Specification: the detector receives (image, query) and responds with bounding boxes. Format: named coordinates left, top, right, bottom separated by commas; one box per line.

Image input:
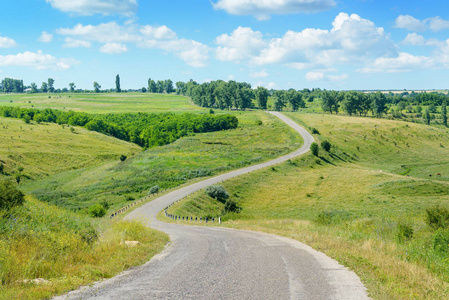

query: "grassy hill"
left=0, top=117, right=140, bottom=179
left=167, top=113, right=449, bottom=299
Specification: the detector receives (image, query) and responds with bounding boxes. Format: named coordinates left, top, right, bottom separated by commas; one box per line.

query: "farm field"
left=167, top=113, right=449, bottom=299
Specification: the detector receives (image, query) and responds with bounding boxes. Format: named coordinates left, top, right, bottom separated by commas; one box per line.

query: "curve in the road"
left=54, top=112, right=369, bottom=300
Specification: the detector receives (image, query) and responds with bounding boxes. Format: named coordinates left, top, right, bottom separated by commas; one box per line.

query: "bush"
left=311, top=128, right=320, bottom=134
left=149, top=185, right=160, bottom=194
left=205, top=185, right=229, bottom=202
left=0, top=163, right=3, bottom=174
left=432, top=228, right=449, bottom=255
left=0, top=180, right=25, bottom=210
left=425, top=205, right=449, bottom=230
left=315, top=210, right=351, bottom=225
left=88, top=203, right=106, bottom=218
left=223, top=199, right=239, bottom=213
left=321, top=140, right=331, bottom=152
left=397, top=223, right=414, bottom=242
left=120, top=155, right=127, bottom=162
left=310, top=142, right=319, bottom=156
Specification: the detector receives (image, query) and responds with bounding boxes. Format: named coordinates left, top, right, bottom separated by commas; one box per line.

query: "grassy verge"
left=0, top=196, right=168, bottom=300
left=167, top=113, right=449, bottom=299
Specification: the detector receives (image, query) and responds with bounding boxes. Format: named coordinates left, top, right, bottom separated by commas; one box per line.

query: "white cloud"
left=46, top=0, right=137, bottom=16
left=0, top=50, right=77, bottom=70
left=250, top=69, right=268, bottom=78
left=255, top=81, right=276, bottom=89
left=306, top=71, right=324, bottom=81
left=215, top=27, right=266, bottom=62
left=402, top=33, right=427, bottom=46
left=0, top=36, right=17, bottom=48
left=63, top=37, right=91, bottom=48
left=327, top=73, right=348, bottom=81
left=38, top=31, right=53, bottom=43
left=359, top=52, right=434, bottom=73
left=252, top=13, right=395, bottom=67
left=213, top=0, right=336, bottom=20
left=100, top=43, right=128, bottom=54
left=57, top=22, right=210, bottom=67
left=395, top=15, right=449, bottom=32
left=56, top=22, right=140, bottom=43
left=140, top=25, right=177, bottom=40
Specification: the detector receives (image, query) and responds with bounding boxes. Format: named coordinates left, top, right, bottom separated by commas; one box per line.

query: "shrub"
left=88, top=203, right=106, bottom=218
left=223, top=199, right=239, bottom=213
left=397, top=223, right=414, bottom=242
left=0, top=180, right=25, bottom=210
left=315, top=210, right=351, bottom=225
left=311, top=128, right=320, bottom=134
left=432, top=228, right=449, bottom=255
left=205, top=185, right=229, bottom=202
left=321, top=140, right=331, bottom=152
left=0, top=163, right=3, bottom=174
left=310, top=142, right=319, bottom=156
left=425, top=205, right=449, bottom=230
left=120, top=155, right=127, bottom=161
left=149, top=185, right=160, bottom=194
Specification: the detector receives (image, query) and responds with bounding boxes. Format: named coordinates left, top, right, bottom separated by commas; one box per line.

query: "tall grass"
left=0, top=196, right=168, bottom=300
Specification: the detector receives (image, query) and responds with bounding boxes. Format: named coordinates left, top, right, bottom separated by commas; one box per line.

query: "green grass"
left=0, top=196, right=168, bottom=300
left=0, top=117, right=140, bottom=179
left=0, top=93, right=206, bottom=114
left=20, top=111, right=301, bottom=212
left=167, top=113, right=449, bottom=299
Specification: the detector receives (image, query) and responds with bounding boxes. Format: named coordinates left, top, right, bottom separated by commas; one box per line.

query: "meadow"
left=0, top=92, right=206, bottom=114
left=167, top=113, right=449, bottom=299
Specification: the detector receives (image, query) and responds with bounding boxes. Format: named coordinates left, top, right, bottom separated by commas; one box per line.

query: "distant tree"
left=285, top=90, right=304, bottom=111
left=397, top=101, right=407, bottom=111
left=88, top=203, right=106, bottom=218
left=148, top=78, right=156, bottom=93
left=164, top=79, right=174, bottom=93
left=321, top=91, right=339, bottom=114
left=342, top=91, right=359, bottom=116
left=424, top=109, right=431, bottom=125
left=255, top=86, right=269, bottom=110
left=0, top=179, right=25, bottom=210
left=371, top=91, right=387, bottom=118
left=442, top=100, right=447, bottom=127
left=115, top=74, right=121, bottom=93
left=48, top=78, right=55, bottom=93
left=176, top=81, right=187, bottom=95
left=156, top=80, right=164, bottom=93
left=30, top=82, right=38, bottom=93
left=141, top=87, right=147, bottom=93
left=119, top=154, right=127, bottom=161
left=41, top=82, right=48, bottom=93
left=69, top=82, right=76, bottom=92
left=93, top=81, right=101, bottom=93
left=310, top=142, right=319, bottom=156
left=321, top=140, right=331, bottom=152
left=273, top=90, right=285, bottom=111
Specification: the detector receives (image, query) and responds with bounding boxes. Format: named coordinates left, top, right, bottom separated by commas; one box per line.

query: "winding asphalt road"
left=54, top=112, right=369, bottom=300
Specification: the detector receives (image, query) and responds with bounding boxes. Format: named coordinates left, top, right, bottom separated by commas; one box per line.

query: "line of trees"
left=320, top=90, right=388, bottom=117
left=0, top=106, right=239, bottom=148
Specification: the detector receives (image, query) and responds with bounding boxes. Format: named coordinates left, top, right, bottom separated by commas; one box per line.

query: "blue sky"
left=1, top=0, right=449, bottom=91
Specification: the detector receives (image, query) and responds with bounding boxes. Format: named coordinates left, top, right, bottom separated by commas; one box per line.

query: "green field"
left=167, top=113, right=449, bottom=299
left=0, top=93, right=206, bottom=114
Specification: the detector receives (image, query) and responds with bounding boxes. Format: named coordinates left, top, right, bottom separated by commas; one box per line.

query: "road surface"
left=54, top=112, right=369, bottom=300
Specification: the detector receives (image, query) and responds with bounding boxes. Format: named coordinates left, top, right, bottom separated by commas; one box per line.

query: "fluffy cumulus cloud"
left=100, top=43, right=128, bottom=54
left=359, top=52, right=434, bottom=73
left=250, top=13, right=396, bottom=67
left=215, top=27, right=266, bottom=62
left=395, top=15, right=449, bottom=32
left=46, top=0, right=137, bottom=16
left=0, top=50, right=77, bottom=70
left=213, top=0, right=336, bottom=20
left=0, top=36, right=17, bottom=48
left=56, top=22, right=209, bottom=67
left=306, top=70, right=347, bottom=81
left=39, top=31, right=53, bottom=43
